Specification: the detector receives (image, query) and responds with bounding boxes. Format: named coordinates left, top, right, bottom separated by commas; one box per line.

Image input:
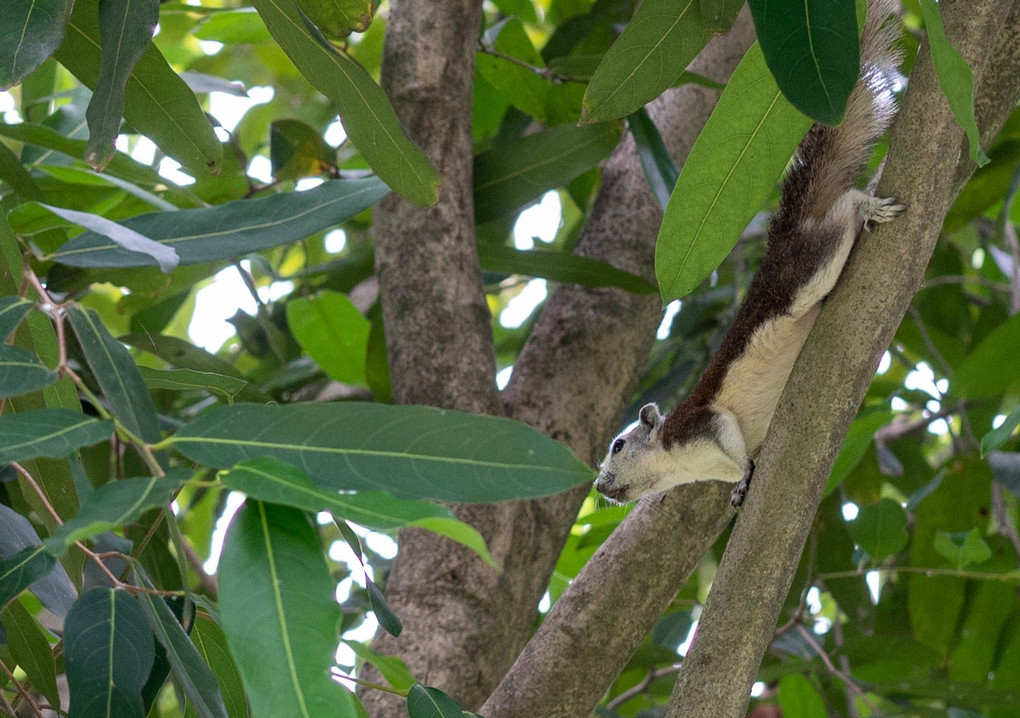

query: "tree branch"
left=665, top=2, right=1020, bottom=716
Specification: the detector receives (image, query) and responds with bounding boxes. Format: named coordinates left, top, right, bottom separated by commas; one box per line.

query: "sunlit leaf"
left=219, top=501, right=361, bottom=718
left=297, top=0, right=373, bottom=38
left=933, top=529, right=992, bottom=570
left=286, top=291, right=370, bottom=385
left=170, top=403, right=594, bottom=503
left=656, top=43, right=812, bottom=302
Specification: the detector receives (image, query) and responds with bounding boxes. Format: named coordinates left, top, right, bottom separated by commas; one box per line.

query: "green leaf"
left=48, top=178, right=389, bottom=269
left=777, top=674, right=827, bottom=718
left=83, top=0, right=159, bottom=170
left=45, top=472, right=189, bottom=555
left=0, top=0, right=75, bottom=88
left=65, top=588, right=155, bottom=718
left=0, top=504, right=77, bottom=617
left=0, top=297, right=37, bottom=341
left=699, top=0, right=744, bottom=33
left=0, top=599, right=60, bottom=709
left=476, top=18, right=551, bottom=122
left=219, top=501, right=360, bottom=718
left=933, top=529, right=992, bottom=570
left=193, top=9, right=272, bottom=44
left=138, top=367, right=249, bottom=400
left=219, top=457, right=497, bottom=566
left=366, top=578, right=402, bottom=637
left=0, top=547, right=55, bottom=613
left=982, top=404, right=1020, bottom=456
left=67, top=305, right=161, bottom=443
left=628, top=108, right=679, bottom=211
left=270, top=119, right=336, bottom=180
left=54, top=0, right=222, bottom=175
left=476, top=244, right=655, bottom=294
left=955, top=312, right=1020, bottom=398
left=747, top=0, right=858, bottom=126
left=656, top=43, right=813, bottom=302
left=297, top=0, right=373, bottom=38
left=474, top=122, right=622, bottom=223
left=0, top=137, right=41, bottom=200
left=916, top=0, right=989, bottom=167
left=342, top=641, right=414, bottom=691
left=250, top=0, right=438, bottom=207
left=136, top=591, right=229, bottom=718
left=581, top=0, right=710, bottom=124
left=286, top=291, right=370, bottom=385
left=406, top=684, right=467, bottom=718
left=31, top=202, right=180, bottom=272
left=170, top=403, right=594, bottom=503
left=188, top=617, right=249, bottom=718
left=0, top=345, right=58, bottom=398
left=0, top=408, right=113, bottom=464
left=848, top=498, right=909, bottom=561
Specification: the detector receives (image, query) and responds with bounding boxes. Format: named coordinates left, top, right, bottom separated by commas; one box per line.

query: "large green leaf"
left=0, top=504, right=77, bottom=617
left=0, top=0, right=75, bottom=89
left=0, top=547, right=56, bottom=613
left=628, top=108, right=679, bottom=211
left=136, top=591, right=229, bottom=718
left=656, top=43, right=813, bottom=302
left=220, top=457, right=496, bottom=566
left=747, top=0, right=859, bottom=126
left=45, top=472, right=189, bottom=555
left=581, top=0, right=710, bottom=124
left=0, top=599, right=60, bottom=708
left=476, top=244, right=655, bottom=294
left=776, top=674, right=827, bottom=718
left=474, top=122, right=621, bottom=223
left=286, top=290, right=370, bottom=386
left=65, top=588, right=155, bottom=718
left=219, top=501, right=360, bottom=718
left=0, top=408, right=113, bottom=464
left=916, top=0, right=988, bottom=167
left=0, top=345, right=58, bottom=398
left=169, top=403, right=594, bottom=503
left=53, top=0, right=222, bottom=174
left=48, top=178, right=389, bottom=269
left=0, top=296, right=35, bottom=341
left=954, top=312, right=1020, bottom=399
left=406, top=684, right=467, bottom=718
left=84, top=0, right=159, bottom=170
left=476, top=18, right=551, bottom=122
left=847, top=498, right=909, bottom=562
left=138, top=367, right=249, bottom=401
left=250, top=0, right=439, bottom=206
left=67, top=305, right=161, bottom=443
left=298, top=0, right=373, bottom=38
left=187, top=618, right=248, bottom=718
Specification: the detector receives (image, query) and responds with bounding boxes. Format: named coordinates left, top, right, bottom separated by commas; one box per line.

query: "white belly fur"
left=714, top=307, right=819, bottom=454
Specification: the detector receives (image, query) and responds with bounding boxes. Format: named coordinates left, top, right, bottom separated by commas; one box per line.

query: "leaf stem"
left=329, top=668, right=409, bottom=697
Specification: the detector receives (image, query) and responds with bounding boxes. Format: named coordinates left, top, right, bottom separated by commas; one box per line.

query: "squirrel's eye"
left=611, top=438, right=625, bottom=455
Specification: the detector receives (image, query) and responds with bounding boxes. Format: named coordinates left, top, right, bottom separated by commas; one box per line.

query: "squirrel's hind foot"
left=861, top=196, right=905, bottom=232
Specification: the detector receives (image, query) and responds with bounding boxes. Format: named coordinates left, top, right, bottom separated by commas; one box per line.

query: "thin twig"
left=795, top=624, right=879, bottom=714
left=330, top=668, right=408, bottom=697
left=0, top=658, right=45, bottom=717
left=605, top=664, right=683, bottom=710
left=817, top=564, right=1020, bottom=582
left=11, top=462, right=63, bottom=526
left=476, top=42, right=581, bottom=83
left=873, top=403, right=968, bottom=444
left=920, top=274, right=1012, bottom=292
left=907, top=306, right=953, bottom=378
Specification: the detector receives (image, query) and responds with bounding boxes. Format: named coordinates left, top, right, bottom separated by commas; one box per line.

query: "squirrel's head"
left=595, top=402, right=749, bottom=503
left=594, top=403, right=669, bottom=503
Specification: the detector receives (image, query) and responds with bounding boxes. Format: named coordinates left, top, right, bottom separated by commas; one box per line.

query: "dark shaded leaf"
left=0, top=599, right=59, bottom=708
left=67, top=305, right=161, bottom=443
left=188, top=617, right=249, bottom=718
left=65, top=587, right=155, bottom=718
left=476, top=244, right=655, bottom=294
left=0, top=296, right=35, bottom=341
left=0, top=504, right=77, bottom=617
left=366, top=578, right=401, bottom=637
left=628, top=108, right=678, bottom=211
left=0, top=547, right=56, bottom=613
left=0, top=408, right=113, bottom=463
left=848, top=498, right=909, bottom=561
left=406, top=684, right=466, bottom=718
left=138, top=367, right=249, bottom=400
left=0, top=0, right=75, bottom=89
left=0, top=345, right=58, bottom=398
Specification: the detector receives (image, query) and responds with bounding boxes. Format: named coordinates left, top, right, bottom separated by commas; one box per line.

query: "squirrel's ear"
left=639, top=403, right=663, bottom=433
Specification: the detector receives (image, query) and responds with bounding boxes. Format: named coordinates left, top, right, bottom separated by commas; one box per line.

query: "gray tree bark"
left=665, top=1, right=1020, bottom=716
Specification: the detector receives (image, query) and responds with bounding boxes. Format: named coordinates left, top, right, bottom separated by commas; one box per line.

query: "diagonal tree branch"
left=481, top=13, right=757, bottom=718
left=665, top=1, right=1020, bottom=716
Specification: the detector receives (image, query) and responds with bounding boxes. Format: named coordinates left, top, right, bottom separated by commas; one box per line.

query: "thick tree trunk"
left=666, top=2, right=1020, bottom=716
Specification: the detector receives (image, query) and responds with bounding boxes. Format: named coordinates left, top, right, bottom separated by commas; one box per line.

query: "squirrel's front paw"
left=862, top=196, right=905, bottom=231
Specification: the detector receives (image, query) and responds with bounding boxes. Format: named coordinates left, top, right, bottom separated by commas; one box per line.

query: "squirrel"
left=595, top=0, right=903, bottom=507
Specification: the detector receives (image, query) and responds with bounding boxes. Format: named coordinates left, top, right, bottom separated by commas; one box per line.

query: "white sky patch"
left=189, top=264, right=258, bottom=352
left=500, top=278, right=547, bottom=329
left=132, top=136, right=158, bottom=165
left=258, top=280, right=294, bottom=304
left=750, top=682, right=766, bottom=698
left=841, top=502, right=859, bottom=521
left=677, top=611, right=700, bottom=656
left=657, top=300, right=681, bottom=340
left=866, top=570, right=881, bottom=604
left=208, top=85, right=274, bottom=133
left=325, top=119, right=348, bottom=147
left=905, top=362, right=943, bottom=399
left=891, top=396, right=908, bottom=412
left=496, top=365, right=513, bottom=390
left=538, top=591, right=551, bottom=613
left=325, top=229, right=347, bottom=254
left=513, top=191, right=561, bottom=250
left=1, top=91, right=21, bottom=123
left=296, top=177, right=325, bottom=191
left=203, top=490, right=246, bottom=574
left=806, top=587, right=822, bottom=615
left=993, top=414, right=1007, bottom=429
left=247, top=155, right=272, bottom=183
left=877, top=350, right=891, bottom=374
left=199, top=40, right=224, bottom=55
left=158, top=157, right=195, bottom=186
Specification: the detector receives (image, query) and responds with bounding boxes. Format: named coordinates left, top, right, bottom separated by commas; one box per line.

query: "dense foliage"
left=0, top=0, right=1018, bottom=716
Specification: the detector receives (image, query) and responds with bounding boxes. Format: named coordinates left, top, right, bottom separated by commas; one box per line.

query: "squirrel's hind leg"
left=860, top=195, right=905, bottom=231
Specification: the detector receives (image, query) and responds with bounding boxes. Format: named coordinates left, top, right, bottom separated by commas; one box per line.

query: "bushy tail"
left=769, top=0, right=901, bottom=240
